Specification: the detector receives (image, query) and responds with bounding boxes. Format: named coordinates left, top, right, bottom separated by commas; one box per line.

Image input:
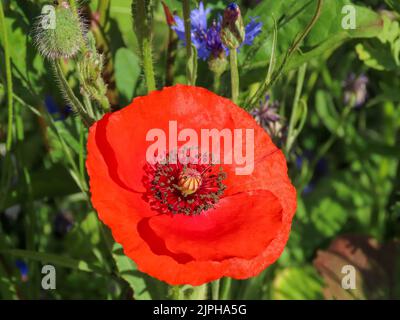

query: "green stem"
left=285, top=63, right=307, bottom=154
left=230, top=49, right=239, bottom=104
left=142, top=38, right=156, bottom=92
left=220, top=277, right=232, bottom=300
left=53, top=60, right=94, bottom=127
left=170, top=285, right=183, bottom=300
left=299, top=103, right=352, bottom=191
left=0, top=1, right=13, bottom=151
left=182, top=0, right=193, bottom=84
left=213, top=72, right=221, bottom=93
left=133, top=0, right=156, bottom=92
left=97, top=0, right=111, bottom=27
left=247, top=0, right=323, bottom=108
left=211, top=280, right=220, bottom=300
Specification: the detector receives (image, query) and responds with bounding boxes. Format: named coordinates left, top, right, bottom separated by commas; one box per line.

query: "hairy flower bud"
left=77, top=33, right=109, bottom=111
left=220, top=3, right=245, bottom=49
left=33, top=1, right=86, bottom=60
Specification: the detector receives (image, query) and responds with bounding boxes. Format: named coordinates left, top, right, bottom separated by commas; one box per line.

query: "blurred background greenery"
left=0, top=0, right=399, bottom=299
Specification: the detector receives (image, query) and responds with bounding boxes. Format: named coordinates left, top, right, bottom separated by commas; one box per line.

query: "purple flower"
left=343, top=73, right=369, bottom=108
left=251, top=95, right=286, bottom=145
left=244, top=18, right=263, bottom=45
left=53, top=211, right=74, bottom=238
left=172, top=2, right=262, bottom=60
left=206, top=20, right=226, bottom=58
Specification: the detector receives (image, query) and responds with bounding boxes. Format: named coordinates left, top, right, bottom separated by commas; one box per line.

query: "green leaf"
left=315, top=90, right=342, bottom=136
left=112, top=243, right=167, bottom=300
left=115, top=48, right=141, bottom=103
left=65, top=212, right=102, bottom=262
left=244, top=0, right=384, bottom=79
left=385, top=0, right=400, bottom=14
left=1, top=249, right=108, bottom=275
left=272, top=266, right=324, bottom=300
left=356, top=16, right=400, bottom=70
left=0, top=262, right=18, bottom=299
left=310, top=198, right=348, bottom=238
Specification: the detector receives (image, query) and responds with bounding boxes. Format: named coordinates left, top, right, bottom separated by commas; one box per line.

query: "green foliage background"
left=0, top=0, right=399, bottom=299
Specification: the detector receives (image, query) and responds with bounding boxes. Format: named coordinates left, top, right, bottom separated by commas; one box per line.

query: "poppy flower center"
left=144, top=158, right=226, bottom=215
left=178, top=168, right=202, bottom=196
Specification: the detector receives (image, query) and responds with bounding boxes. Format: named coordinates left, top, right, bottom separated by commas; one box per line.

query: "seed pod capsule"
left=34, top=1, right=86, bottom=60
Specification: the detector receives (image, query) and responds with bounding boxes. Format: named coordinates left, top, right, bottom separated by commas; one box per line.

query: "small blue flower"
left=44, top=95, right=72, bottom=121
left=172, top=2, right=262, bottom=61
left=205, top=20, right=227, bottom=58
left=16, top=260, right=29, bottom=282
left=243, top=18, right=263, bottom=46
left=190, top=1, right=211, bottom=31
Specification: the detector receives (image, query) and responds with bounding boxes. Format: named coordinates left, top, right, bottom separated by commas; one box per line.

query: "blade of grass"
left=0, top=1, right=13, bottom=151
left=1, top=249, right=109, bottom=276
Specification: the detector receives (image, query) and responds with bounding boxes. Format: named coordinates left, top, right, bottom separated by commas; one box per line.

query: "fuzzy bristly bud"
left=77, top=32, right=109, bottom=111
left=33, top=1, right=86, bottom=60
left=220, top=3, right=245, bottom=49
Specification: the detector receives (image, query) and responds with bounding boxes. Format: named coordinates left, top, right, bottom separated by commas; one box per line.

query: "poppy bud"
left=33, top=1, right=86, bottom=60
left=77, top=33, right=109, bottom=110
left=220, top=3, right=245, bottom=49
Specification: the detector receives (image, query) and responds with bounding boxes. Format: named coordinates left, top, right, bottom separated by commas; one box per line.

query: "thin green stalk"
left=170, top=285, right=183, bottom=300
left=211, top=280, right=220, bottom=300
left=220, top=277, right=232, bottom=300
left=142, top=38, right=156, bottom=92
left=285, top=63, right=307, bottom=154
left=53, top=60, right=94, bottom=127
left=247, top=0, right=323, bottom=109
left=213, top=72, right=221, bottom=93
left=133, top=0, right=156, bottom=92
left=0, top=1, right=13, bottom=151
left=271, top=0, right=323, bottom=86
left=230, top=49, right=239, bottom=103
left=182, top=0, right=193, bottom=85
left=1, top=249, right=110, bottom=276
left=299, top=103, right=353, bottom=191
left=97, top=0, right=111, bottom=27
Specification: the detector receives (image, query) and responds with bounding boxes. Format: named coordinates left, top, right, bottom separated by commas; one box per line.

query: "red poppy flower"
left=86, top=85, right=296, bottom=286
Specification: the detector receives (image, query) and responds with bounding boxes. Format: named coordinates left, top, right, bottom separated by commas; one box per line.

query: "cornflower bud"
left=220, top=3, right=245, bottom=49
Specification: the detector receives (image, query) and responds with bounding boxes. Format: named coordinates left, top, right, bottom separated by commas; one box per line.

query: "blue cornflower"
left=16, top=260, right=29, bottom=282
left=244, top=18, right=263, bottom=45
left=172, top=2, right=262, bottom=60
left=205, top=20, right=227, bottom=58
left=45, top=95, right=72, bottom=120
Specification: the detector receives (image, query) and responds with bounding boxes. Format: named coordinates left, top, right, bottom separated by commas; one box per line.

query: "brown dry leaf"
left=313, top=234, right=399, bottom=300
